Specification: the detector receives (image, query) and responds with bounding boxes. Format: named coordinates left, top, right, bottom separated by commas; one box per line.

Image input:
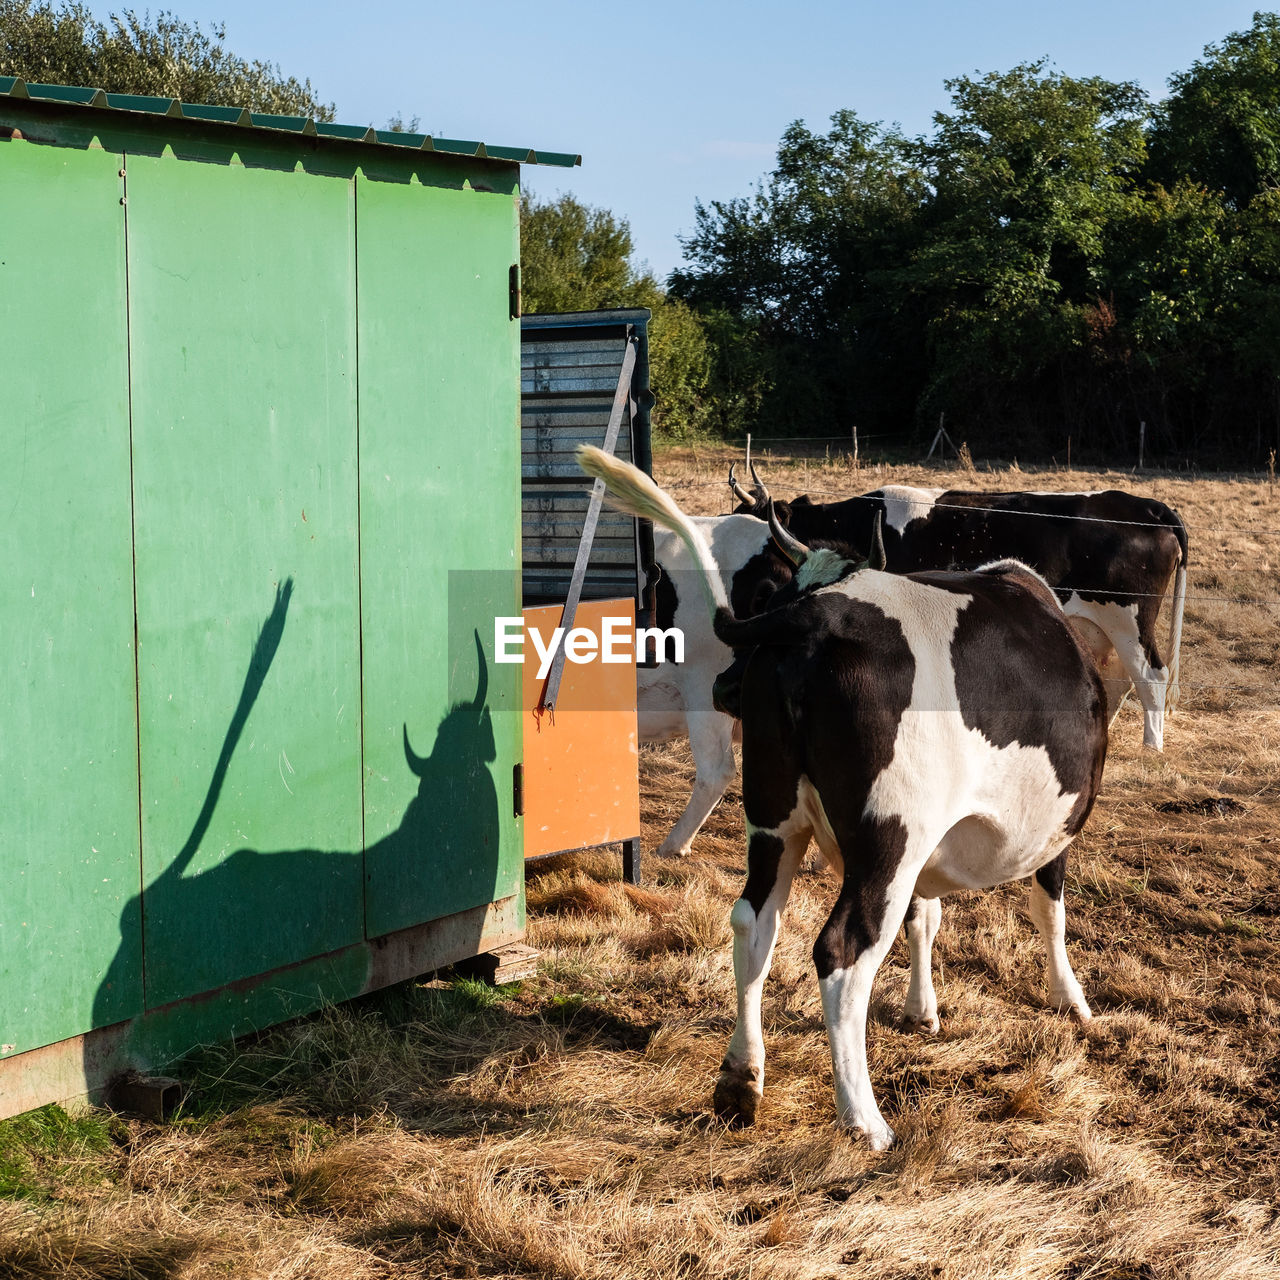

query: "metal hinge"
left=512, top=762, right=524, bottom=817
left=509, top=264, right=521, bottom=320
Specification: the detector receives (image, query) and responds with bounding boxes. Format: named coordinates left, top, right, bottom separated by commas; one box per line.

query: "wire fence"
left=668, top=475, right=1280, bottom=538
left=657, top=449, right=1280, bottom=699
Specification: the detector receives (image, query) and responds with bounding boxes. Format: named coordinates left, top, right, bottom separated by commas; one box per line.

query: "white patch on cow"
left=823, top=572, right=1082, bottom=895
left=902, top=897, right=941, bottom=1033
left=640, top=515, right=770, bottom=854
left=1026, top=490, right=1104, bottom=497
left=820, top=962, right=897, bottom=1149
left=1060, top=592, right=1166, bottom=750
left=720, top=819, right=809, bottom=1109
left=1027, top=878, right=1091, bottom=1020
left=877, top=485, right=944, bottom=534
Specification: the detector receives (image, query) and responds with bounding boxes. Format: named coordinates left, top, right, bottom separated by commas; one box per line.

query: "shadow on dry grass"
left=2, top=448, right=1278, bottom=1278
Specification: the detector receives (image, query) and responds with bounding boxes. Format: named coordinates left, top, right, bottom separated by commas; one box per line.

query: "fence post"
left=1138, top=421, right=1146, bottom=471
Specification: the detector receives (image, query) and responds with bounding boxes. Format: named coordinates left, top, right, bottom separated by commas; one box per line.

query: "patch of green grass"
left=446, top=976, right=522, bottom=1012
left=1221, top=917, right=1265, bottom=939
left=0, top=1104, right=117, bottom=1201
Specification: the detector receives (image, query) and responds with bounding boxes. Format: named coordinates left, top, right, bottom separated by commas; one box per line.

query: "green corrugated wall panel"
left=125, top=156, right=365, bottom=1008
left=356, top=180, right=523, bottom=938
left=0, top=142, right=143, bottom=1056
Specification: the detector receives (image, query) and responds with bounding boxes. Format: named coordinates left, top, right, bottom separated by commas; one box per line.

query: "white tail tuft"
left=576, top=446, right=729, bottom=617
left=1166, top=563, right=1187, bottom=715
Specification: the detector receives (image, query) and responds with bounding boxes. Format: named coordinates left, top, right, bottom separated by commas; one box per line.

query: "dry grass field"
left=2, top=446, right=1278, bottom=1279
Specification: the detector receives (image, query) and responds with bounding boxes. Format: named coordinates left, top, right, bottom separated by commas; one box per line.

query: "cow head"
left=767, top=501, right=885, bottom=584
left=727, top=459, right=795, bottom=525
left=711, top=509, right=886, bottom=719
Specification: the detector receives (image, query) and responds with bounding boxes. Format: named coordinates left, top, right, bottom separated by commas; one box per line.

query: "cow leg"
left=901, top=894, right=942, bottom=1034
left=1066, top=617, right=1132, bottom=726
left=1096, top=648, right=1133, bottom=726
left=814, top=818, right=919, bottom=1150
left=713, top=824, right=808, bottom=1125
left=1028, top=852, right=1091, bottom=1022
left=1065, top=604, right=1166, bottom=749
left=657, top=709, right=737, bottom=857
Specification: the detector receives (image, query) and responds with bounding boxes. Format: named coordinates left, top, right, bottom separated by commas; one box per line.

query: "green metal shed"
left=0, top=80, right=579, bottom=1116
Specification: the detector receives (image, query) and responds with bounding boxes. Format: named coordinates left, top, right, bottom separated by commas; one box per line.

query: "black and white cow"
left=584, top=446, right=1108, bottom=1147
left=730, top=466, right=1188, bottom=751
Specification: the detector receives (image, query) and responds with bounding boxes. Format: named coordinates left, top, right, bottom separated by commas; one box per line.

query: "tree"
left=519, top=192, right=634, bottom=314
left=520, top=191, right=711, bottom=439
left=0, top=1, right=334, bottom=118
left=900, top=63, right=1150, bottom=441
left=1147, top=11, right=1280, bottom=210
left=671, top=29, right=1280, bottom=461
left=672, top=110, right=924, bottom=436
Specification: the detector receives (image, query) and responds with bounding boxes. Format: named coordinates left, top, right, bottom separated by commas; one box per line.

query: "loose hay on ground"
left=1, top=448, right=1277, bottom=1278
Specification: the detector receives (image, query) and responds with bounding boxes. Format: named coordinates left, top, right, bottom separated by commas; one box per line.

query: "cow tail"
left=1165, top=508, right=1189, bottom=716
left=576, top=445, right=730, bottom=619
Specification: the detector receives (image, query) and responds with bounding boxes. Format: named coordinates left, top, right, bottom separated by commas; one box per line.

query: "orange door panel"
left=520, top=599, right=640, bottom=858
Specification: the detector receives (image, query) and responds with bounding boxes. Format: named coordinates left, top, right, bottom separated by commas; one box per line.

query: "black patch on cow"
left=711, top=654, right=747, bottom=719
left=921, top=565, right=1108, bottom=834
left=732, top=591, right=917, bottom=975
left=812, top=814, right=910, bottom=980
left=729, top=546, right=794, bottom=620
left=654, top=562, right=678, bottom=632
left=741, top=831, right=786, bottom=914
left=903, top=895, right=924, bottom=928
left=1034, top=850, right=1067, bottom=902
left=768, top=493, right=886, bottom=563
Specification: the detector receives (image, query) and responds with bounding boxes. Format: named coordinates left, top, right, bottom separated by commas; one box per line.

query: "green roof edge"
left=0, top=79, right=580, bottom=166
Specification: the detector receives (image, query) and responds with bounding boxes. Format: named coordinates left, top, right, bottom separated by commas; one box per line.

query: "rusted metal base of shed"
left=0, top=896, right=521, bottom=1119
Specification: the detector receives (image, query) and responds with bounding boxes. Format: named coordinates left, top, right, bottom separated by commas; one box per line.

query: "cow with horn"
left=581, top=444, right=1108, bottom=1147
left=727, top=457, right=1188, bottom=753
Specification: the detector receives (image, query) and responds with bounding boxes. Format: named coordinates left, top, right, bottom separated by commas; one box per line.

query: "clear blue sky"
left=86, top=1, right=1270, bottom=279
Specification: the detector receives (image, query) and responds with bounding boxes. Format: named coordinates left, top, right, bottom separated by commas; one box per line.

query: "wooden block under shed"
left=450, top=943, right=540, bottom=986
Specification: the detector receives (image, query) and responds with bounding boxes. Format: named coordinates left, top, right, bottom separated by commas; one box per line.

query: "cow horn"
left=403, top=723, right=428, bottom=778
left=869, top=512, right=887, bottom=571
left=748, top=458, right=770, bottom=504
left=728, top=462, right=755, bottom=506
left=767, top=498, right=809, bottom=566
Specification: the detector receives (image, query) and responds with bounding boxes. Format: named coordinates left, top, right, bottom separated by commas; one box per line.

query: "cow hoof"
left=713, top=1075, right=761, bottom=1127
left=655, top=840, right=691, bottom=859
left=866, top=1126, right=895, bottom=1152
left=843, top=1119, right=895, bottom=1151
left=1053, top=994, right=1092, bottom=1023
left=900, top=1012, right=940, bottom=1036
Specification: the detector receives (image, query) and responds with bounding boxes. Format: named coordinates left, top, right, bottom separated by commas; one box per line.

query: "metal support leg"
left=622, top=837, right=641, bottom=886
